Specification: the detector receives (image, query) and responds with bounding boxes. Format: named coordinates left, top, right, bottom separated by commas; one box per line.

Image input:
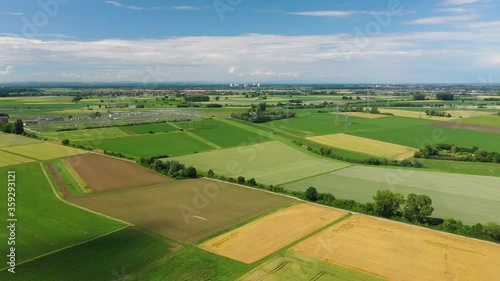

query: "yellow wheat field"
left=0, top=150, right=35, bottom=167
left=200, top=203, right=348, bottom=264
left=292, top=215, right=500, bottom=281
left=307, top=133, right=417, bottom=160
left=1, top=143, right=86, bottom=161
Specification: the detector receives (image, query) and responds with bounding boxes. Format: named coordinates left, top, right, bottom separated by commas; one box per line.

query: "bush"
left=62, top=139, right=70, bottom=145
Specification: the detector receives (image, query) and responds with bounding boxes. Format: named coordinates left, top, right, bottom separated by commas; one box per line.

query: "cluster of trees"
left=0, top=88, right=44, bottom=97
left=315, top=145, right=423, bottom=168
left=415, top=144, right=500, bottom=163
left=436, top=93, right=455, bottom=101
left=425, top=110, right=452, bottom=117
left=231, top=103, right=296, bottom=123
left=184, top=95, right=210, bottom=102
left=412, top=93, right=427, bottom=100
left=138, top=157, right=197, bottom=179
left=0, top=119, right=24, bottom=135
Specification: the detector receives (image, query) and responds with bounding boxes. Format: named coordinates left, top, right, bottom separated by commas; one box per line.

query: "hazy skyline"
left=0, top=0, right=499, bottom=83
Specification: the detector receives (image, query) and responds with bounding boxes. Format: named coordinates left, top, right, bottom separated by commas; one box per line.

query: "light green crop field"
left=285, top=166, right=500, bottom=224
left=420, top=159, right=500, bottom=177
left=42, top=127, right=130, bottom=141
left=1, top=143, right=86, bottom=160
left=455, top=115, right=500, bottom=127
left=0, top=227, right=176, bottom=281
left=0, top=133, right=42, bottom=147
left=175, top=119, right=271, bottom=148
left=351, top=124, right=500, bottom=152
left=127, top=247, right=248, bottom=281
left=120, top=122, right=178, bottom=134
left=76, top=132, right=214, bottom=158
left=0, top=163, right=125, bottom=264
left=170, top=141, right=350, bottom=185
left=261, top=113, right=431, bottom=137
left=238, top=251, right=384, bottom=281
left=0, top=150, right=35, bottom=167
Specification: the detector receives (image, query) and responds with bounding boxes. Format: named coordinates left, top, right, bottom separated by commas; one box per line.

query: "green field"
left=127, top=247, right=248, bottom=281
left=420, top=158, right=500, bottom=177
left=120, top=122, right=178, bottom=134
left=262, top=113, right=431, bottom=137
left=455, top=115, right=500, bottom=127
left=285, top=166, right=500, bottom=224
left=42, top=127, right=130, bottom=141
left=238, top=251, right=384, bottom=281
left=175, top=119, right=271, bottom=148
left=0, top=227, right=175, bottom=281
left=351, top=124, right=500, bottom=152
left=170, top=141, right=350, bottom=185
left=0, top=133, right=42, bottom=147
left=0, top=163, right=125, bottom=264
left=76, top=132, right=214, bottom=158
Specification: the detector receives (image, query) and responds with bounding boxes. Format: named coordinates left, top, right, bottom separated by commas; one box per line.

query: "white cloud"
left=105, top=1, right=163, bottom=10
left=288, top=10, right=386, bottom=17
left=0, top=29, right=499, bottom=82
left=0, top=65, right=14, bottom=75
left=250, top=70, right=299, bottom=78
left=440, top=0, right=490, bottom=6
left=172, top=6, right=201, bottom=11
left=406, top=14, right=479, bottom=25
left=0, top=12, right=23, bottom=16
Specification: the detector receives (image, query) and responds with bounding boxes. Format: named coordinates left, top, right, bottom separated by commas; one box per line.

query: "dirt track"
left=432, top=121, right=500, bottom=134
left=67, top=153, right=169, bottom=192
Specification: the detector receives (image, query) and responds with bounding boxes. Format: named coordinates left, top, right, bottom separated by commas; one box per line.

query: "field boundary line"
left=0, top=225, right=131, bottom=272
left=0, top=147, right=39, bottom=161
left=167, top=122, right=222, bottom=149
left=39, top=161, right=132, bottom=226
left=279, top=165, right=353, bottom=186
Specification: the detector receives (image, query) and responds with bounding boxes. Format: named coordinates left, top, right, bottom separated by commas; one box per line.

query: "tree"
left=62, top=139, right=70, bottom=146
left=182, top=166, right=197, bottom=178
left=403, top=194, right=434, bottom=223
left=305, top=187, right=319, bottom=202
left=484, top=222, right=500, bottom=241
left=207, top=169, right=215, bottom=178
left=237, top=176, right=246, bottom=184
left=246, top=178, right=257, bottom=186
left=14, top=119, right=24, bottom=135
left=215, top=96, right=220, bottom=101
left=373, top=189, right=404, bottom=218
left=436, top=93, right=454, bottom=101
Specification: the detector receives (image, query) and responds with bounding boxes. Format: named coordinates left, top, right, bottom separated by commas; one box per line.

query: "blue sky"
left=0, top=0, right=499, bottom=83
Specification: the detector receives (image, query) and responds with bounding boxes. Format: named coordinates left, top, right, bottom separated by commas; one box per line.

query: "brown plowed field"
left=432, top=121, right=500, bottom=134
left=200, top=203, right=348, bottom=263
left=66, top=153, right=169, bottom=192
left=68, top=178, right=294, bottom=243
left=292, top=215, right=500, bottom=281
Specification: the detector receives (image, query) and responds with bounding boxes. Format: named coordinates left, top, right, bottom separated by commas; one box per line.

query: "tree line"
left=415, top=144, right=500, bottom=163
left=231, top=103, right=296, bottom=123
